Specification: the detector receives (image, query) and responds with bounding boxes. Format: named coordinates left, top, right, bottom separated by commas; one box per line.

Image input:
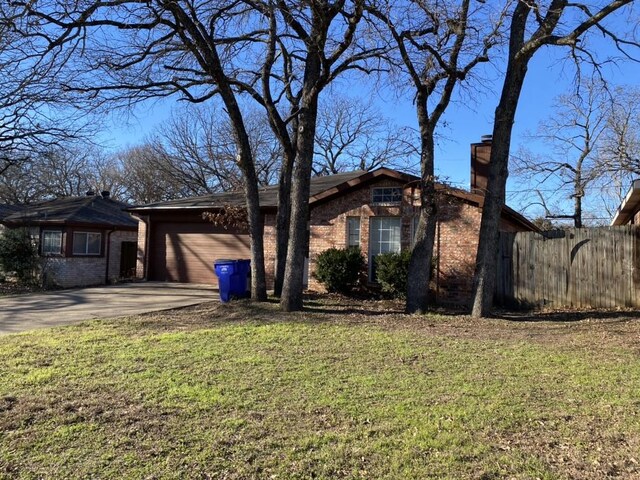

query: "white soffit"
left=611, top=179, right=640, bottom=226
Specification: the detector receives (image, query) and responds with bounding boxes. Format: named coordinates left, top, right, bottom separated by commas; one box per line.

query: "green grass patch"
left=1, top=300, right=639, bottom=479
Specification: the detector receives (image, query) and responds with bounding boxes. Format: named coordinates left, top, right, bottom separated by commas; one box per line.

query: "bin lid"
left=214, top=259, right=236, bottom=264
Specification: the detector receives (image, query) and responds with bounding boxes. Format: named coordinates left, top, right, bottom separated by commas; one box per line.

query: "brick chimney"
left=470, top=135, right=492, bottom=196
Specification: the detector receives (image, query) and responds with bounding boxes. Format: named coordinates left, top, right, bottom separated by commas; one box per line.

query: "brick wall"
left=287, top=178, right=495, bottom=306
left=307, top=178, right=417, bottom=291
left=263, top=214, right=277, bottom=286
left=434, top=201, right=482, bottom=304
left=134, top=215, right=148, bottom=279
left=42, top=229, right=138, bottom=288
left=107, top=230, right=139, bottom=283
left=43, top=256, right=106, bottom=288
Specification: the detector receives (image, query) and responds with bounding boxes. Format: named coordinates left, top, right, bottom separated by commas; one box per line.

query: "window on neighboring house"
left=371, top=187, right=402, bottom=205
left=347, top=217, right=361, bottom=247
left=73, top=232, right=101, bottom=255
left=42, top=230, right=62, bottom=255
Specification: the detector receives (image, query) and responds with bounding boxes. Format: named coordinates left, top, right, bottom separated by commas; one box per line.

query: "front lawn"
left=1, top=299, right=639, bottom=479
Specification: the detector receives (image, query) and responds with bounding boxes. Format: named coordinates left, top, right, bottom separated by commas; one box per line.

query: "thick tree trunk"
left=406, top=96, right=438, bottom=313
left=279, top=21, right=324, bottom=312
left=471, top=62, right=529, bottom=318
left=470, top=1, right=534, bottom=318
left=574, top=196, right=583, bottom=228
left=280, top=99, right=318, bottom=311
left=407, top=204, right=437, bottom=313
left=162, top=4, right=268, bottom=301
left=219, top=96, right=267, bottom=302
left=228, top=107, right=268, bottom=301
left=243, top=171, right=268, bottom=300
left=574, top=175, right=583, bottom=228
left=274, top=150, right=294, bottom=296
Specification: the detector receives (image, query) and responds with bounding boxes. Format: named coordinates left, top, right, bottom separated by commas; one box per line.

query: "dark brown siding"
left=150, top=221, right=250, bottom=285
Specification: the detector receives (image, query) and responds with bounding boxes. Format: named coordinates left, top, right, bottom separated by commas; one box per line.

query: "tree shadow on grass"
left=493, top=309, right=640, bottom=323
left=302, top=303, right=406, bottom=317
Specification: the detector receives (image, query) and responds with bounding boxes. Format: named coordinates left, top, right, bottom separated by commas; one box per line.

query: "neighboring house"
left=0, top=192, right=138, bottom=288
left=129, top=137, right=538, bottom=304
left=611, top=179, right=640, bottom=225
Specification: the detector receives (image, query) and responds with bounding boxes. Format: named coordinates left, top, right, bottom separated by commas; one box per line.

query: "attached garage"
left=149, top=220, right=250, bottom=286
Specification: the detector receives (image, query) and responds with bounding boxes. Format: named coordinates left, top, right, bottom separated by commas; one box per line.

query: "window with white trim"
left=371, top=187, right=402, bottom=205
left=369, top=217, right=402, bottom=281
left=347, top=217, right=361, bottom=247
left=42, top=230, right=62, bottom=255
left=73, top=232, right=101, bottom=255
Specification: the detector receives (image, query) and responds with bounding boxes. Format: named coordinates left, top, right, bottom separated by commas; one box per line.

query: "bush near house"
left=375, top=251, right=437, bottom=299
left=314, top=247, right=365, bottom=294
left=375, top=250, right=412, bottom=298
left=0, top=228, right=39, bottom=284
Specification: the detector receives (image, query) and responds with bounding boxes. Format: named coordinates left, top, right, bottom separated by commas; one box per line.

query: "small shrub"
left=315, top=247, right=365, bottom=295
left=376, top=250, right=438, bottom=299
left=375, top=250, right=412, bottom=299
left=0, top=228, right=39, bottom=284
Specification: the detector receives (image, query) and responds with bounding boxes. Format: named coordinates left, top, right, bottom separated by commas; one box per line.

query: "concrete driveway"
left=0, top=282, right=218, bottom=335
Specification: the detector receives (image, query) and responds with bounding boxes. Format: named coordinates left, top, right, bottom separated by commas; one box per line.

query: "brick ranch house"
left=129, top=137, right=538, bottom=304
left=0, top=192, right=138, bottom=287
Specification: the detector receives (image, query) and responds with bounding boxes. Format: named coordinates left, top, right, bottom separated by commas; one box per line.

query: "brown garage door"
left=150, top=222, right=251, bottom=285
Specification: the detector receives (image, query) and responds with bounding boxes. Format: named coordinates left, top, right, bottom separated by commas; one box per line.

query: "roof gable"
left=0, top=204, right=26, bottom=221
left=2, top=196, right=138, bottom=229
left=128, top=170, right=371, bottom=211
left=126, top=167, right=537, bottom=231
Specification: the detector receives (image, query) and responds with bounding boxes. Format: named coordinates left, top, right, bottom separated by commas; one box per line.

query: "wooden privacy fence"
left=496, top=226, right=640, bottom=309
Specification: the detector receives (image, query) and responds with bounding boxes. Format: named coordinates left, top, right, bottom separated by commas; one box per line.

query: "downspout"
left=104, top=229, right=115, bottom=285
left=436, top=219, right=440, bottom=302
left=143, top=215, right=151, bottom=280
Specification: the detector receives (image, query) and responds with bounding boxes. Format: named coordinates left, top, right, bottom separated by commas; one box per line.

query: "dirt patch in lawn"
left=122, top=295, right=640, bottom=353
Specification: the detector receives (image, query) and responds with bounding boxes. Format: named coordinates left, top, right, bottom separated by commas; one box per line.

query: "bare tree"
left=471, top=0, right=639, bottom=318
left=261, top=1, right=382, bottom=311
left=600, top=86, right=640, bottom=176
left=0, top=143, right=121, bottom=203
left=313, top=96, right=418, bottom=175
left=368, top=0, right=506, bottom=313
left=0, top=4, right=90, bottom=175
left=12, top=1, right=383, bottom=307
left=10, top=0, right=298, bottom=301
left=110, top=144, right=193, bottom=204
left=147, top=105, right=281, bottom=195
left=512, top=77, right=611, bottom=227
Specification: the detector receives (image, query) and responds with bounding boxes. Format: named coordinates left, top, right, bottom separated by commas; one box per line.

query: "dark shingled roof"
left=126, top=167, right=538, bottom=232
left=0, top=204, right=26, bottom=221
left=1, top=196, right=138, bottom=229
left=129, top=170, right=368, bottom=211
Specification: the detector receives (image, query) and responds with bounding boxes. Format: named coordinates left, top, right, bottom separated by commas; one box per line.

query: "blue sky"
left=100, top=35, right=640, bottom=222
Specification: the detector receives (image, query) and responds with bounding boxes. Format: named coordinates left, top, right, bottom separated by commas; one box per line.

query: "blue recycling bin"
left=214, top=259, right=250, bottom=302
left=235, top=259, right=251, bottom=294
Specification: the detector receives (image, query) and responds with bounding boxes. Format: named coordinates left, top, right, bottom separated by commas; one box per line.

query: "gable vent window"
left=73, top=232, right=101, bottom=255
left=372, top=187, right=402, bottom=205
